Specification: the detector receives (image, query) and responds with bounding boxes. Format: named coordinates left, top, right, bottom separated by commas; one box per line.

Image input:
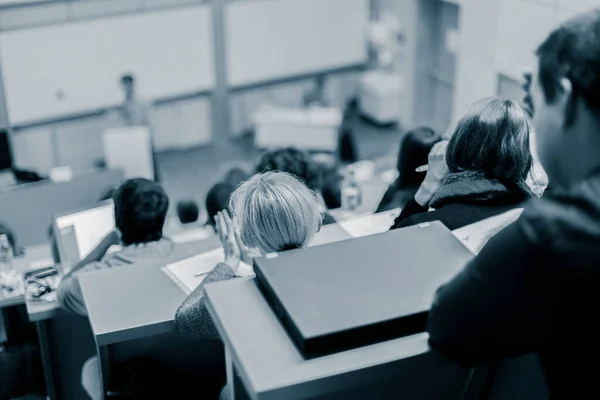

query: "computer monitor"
left=53, top=200, right=115, bottom=268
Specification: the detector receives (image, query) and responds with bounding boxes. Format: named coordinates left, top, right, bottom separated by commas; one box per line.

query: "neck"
left=557, top=119, right=600, bottom=189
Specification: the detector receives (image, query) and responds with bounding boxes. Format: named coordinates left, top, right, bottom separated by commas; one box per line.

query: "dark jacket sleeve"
left=427, top=216, right=552, bottom=366
left=376, top=183, right=397, bottom=213
left=174, top=263, right=237, bottom=342
left=390, top=198, right=428, bottom=230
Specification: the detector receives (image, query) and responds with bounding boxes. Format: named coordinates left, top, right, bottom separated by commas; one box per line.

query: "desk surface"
left=0, top=243, right=52, bottom=309
left=205, top=278, right=431, bottom=399
left=80, top=236, right=220, bottom=346
left=79, top=223, right=354, bottom=346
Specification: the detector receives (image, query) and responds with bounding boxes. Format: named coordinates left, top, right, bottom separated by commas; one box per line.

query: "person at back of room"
left=204, top=167, right=249, bottom=232
left=426, top=9, right=600, bottom=398
left=169, top=200, right=214, bottom=243
left=255, top=147, right=336, bottom=224
left=390, top=97, right=539, bottom=231
left=376, top=127, right=441, bottom=212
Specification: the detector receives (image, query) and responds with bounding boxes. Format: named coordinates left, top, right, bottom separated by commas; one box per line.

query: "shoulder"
left=518, top=184, right=600, bottom=251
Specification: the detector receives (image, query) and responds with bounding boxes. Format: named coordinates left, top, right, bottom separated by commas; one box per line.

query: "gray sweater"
left=174, top=263, right=237, bottom=341
left=57, top=239, right=204, bottom=315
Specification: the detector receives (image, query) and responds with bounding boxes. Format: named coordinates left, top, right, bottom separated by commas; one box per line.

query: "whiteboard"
left=0, top=6, right=215, bottom=125
left=225, top=0, right=369, bottom=87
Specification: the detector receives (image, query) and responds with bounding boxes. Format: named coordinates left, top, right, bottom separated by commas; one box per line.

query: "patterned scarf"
left=429, top=171, right=527, bottom=209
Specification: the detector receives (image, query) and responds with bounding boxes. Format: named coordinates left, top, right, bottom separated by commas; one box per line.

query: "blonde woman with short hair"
left=175, top=171, right=322, bottom=342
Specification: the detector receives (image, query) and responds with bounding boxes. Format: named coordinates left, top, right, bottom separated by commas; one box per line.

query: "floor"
left=157, top=116, right=402, bottom=220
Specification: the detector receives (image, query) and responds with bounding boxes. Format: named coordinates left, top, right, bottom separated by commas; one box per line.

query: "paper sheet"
left=163, top=248, right=254, bottom=294
left=338, top=208, right=401, bottom=238
left=452, top=208, right=524, bottom=255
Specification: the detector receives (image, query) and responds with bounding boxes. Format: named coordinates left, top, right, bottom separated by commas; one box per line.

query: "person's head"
left=120, top=74, right=135, bottom=100
left=113, top=178, right=169, bottom=246
left=223, top=167, right=249, bottom=188
left=205, top=182, right=236, bottom=228
left=446, top=97, right=533, bottom=193
left=530, top=9, right=600, bottom=187
left=177, top=200, right=200, bottom=225
left=229, top=172, right=322, bottom=254
left=256, top=147, right=322, bottom=192
left=396, top=127, right=441, bottom=188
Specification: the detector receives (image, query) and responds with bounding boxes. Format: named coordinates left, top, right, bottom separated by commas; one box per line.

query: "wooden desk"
left=205, top=279, right=470, bottom=399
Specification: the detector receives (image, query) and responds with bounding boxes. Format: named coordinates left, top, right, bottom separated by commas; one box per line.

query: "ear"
left=557, top=77, right=574, bottom=126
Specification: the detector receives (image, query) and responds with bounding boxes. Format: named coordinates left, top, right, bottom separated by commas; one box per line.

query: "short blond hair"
left=229, top=171, right=321, bottom=253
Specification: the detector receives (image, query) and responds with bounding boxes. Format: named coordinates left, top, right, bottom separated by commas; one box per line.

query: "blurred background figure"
left=302, top=75, right=329, bottom=108
left=170, top=200, right=212, bottom=243
left=120, top=74, right=151, bottom=128
left=255, top=147, right=337, bottom=225
left=205, top=182, right=236, bottom=231
left=177, top=200, right=200, bottom=225
left=376, top=127, right=441, bottom=212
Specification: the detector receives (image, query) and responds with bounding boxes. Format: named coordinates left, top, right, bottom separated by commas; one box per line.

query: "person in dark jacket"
left=376, top=127, right=441, bottom=212
left=427, top=9, right=600, bottom=398
left=390, top=97, right=534, bottom=231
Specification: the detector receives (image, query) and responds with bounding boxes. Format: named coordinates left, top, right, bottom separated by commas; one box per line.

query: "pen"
left=194, top=271, right=209, bottom=277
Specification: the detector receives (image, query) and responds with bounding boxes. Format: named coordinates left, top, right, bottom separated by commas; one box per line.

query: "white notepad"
left=452, top=208, right=524, bottom=255
left=163, top=248, right=254, bottom=294
left=338, top=208, right=401, bottom=238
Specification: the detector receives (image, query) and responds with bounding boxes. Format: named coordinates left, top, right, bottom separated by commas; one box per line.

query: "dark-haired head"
left=532, top=9, right=600, bottom=187
left=177, top=200, right=200, bottom=225
left=223, top=167, right=249, bottom=188
left=120, top=74, right=134, bottom=86
left=205, top=182, right=236, bottom=228
left=255, top=147, right=322, bottom=192
left=397, top=127, right=441, bottom=188
left=113, top=178, right=168, bottom=246
left=446, top=97, right=533, bottom=194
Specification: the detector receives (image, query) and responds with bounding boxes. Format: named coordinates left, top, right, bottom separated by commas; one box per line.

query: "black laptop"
left=254, top=221, right=474, bottom=358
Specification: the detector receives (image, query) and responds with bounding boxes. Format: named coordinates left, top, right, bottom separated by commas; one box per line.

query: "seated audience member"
left=170, top=200, right=213, bottom=243
left=376, top=127, right=442, bottom=212
left=57, top=178, right=199, bottom=315
left=256, top=147, right=336, bottom=225
left=175, top=172, right=322, bottom=342
left=177, top=200, right=200, bottom=224
left=390, top=97, right=535, bottom=231
left=205, top=182, right=236, bottom=229
left=427, top=10, right=600, bottom=398
left=204, top=167, right=249, bottom=230
left=223, top=167, right=249, bottom=188
left=321, top=169, right=343, bottom=210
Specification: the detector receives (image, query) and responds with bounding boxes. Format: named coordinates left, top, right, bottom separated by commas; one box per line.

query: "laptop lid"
left=53, top=200, right=115, bottom=272
left=254, top=221, right=474, bottom=358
